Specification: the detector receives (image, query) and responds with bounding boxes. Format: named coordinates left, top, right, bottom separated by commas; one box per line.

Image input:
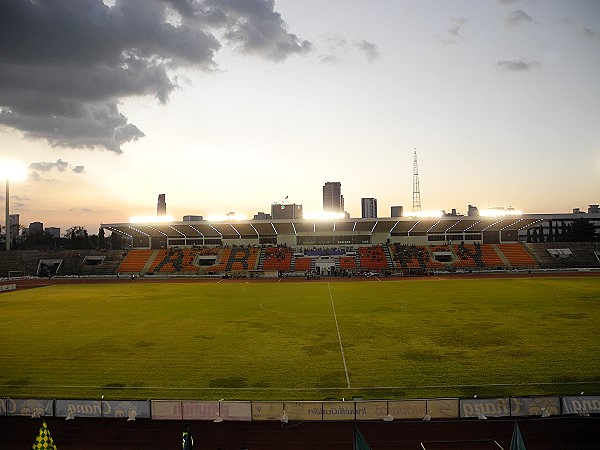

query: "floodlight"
left=65, top=409, right=75, bottom=420
left=0, top=160, right=27, bottom=181
left=303, top=211, right=346, bottom=220
left=383, top=414, right=394, bottom=422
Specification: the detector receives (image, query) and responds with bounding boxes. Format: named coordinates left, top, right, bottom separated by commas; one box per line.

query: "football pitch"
left=1, top=276, right=599, bottom=401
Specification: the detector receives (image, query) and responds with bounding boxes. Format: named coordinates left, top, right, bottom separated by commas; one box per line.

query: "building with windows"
left=361, top=198, right=377, bottom=218
left=323, top=182, right=343, bottom=213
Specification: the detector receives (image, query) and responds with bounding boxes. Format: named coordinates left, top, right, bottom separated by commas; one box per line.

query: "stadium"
left=1, top=206, right=600, bottom=449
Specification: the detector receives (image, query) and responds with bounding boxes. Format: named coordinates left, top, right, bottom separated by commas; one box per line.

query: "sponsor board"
left=7, top=398, right=53, bottom=417
left=460, top=398, right=511, bottom=418
left=510, top=396, right=560, bottom=417
left=151, top=400, right=182, bottom=420
left=427, top=398, right=459, bottom=419
left=182, top=401, right=219, bottom=420
left=322, top=401, right=359, bottom=421
left=252, top=402, right=285, bottom=421
left=55, top=399, right=150, bottom=419
left=0, top=284, right=16, bottom=292
left=562, top=396, right=600, bottom=415
left=354, top=401, right=388, bottom=420
left=0, top=398, right=6, bottom=416
left=388, top=400, right=426, bottom=419
left=283, top=402, right=324, bottom=421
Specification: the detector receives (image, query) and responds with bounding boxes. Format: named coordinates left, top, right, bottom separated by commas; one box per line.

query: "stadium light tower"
left=0, top=161, right=27, bottom=250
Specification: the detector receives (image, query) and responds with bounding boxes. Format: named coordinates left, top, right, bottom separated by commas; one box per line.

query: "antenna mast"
left=412, top=149, right=422, bottom=212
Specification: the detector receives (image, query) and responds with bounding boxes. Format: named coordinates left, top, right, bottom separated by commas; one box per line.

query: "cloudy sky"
left=1, top=0, right=599, bottom=233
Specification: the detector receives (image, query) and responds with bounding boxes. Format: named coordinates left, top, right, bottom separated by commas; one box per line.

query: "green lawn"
left=1, top=277, right=599, bottom=401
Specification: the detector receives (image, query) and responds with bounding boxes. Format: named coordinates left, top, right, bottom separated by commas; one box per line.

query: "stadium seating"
left=497, top=243, right=537, bottom=268
left=358, top=246, right=388, bottom=270
left=294, top=257, right=312, bottom=271
left=117, top=249, right=154, bottom=273
left=211, top=246, right=260, bottom=273
left=262, top=247, right=292, bottom=272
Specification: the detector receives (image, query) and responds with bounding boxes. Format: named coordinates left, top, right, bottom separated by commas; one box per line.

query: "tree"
left=99, top=228, right=105, bottom=248
left=560, top=218, right=596, bottom=242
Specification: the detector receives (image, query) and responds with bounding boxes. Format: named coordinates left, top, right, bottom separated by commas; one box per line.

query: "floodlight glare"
left=303, top=212, right=346, bottom=220
left=129, top=215, right=174, bottom=223
left=404, top=210, right=444, bottom=218
left=480, top=209, right=522, bottom=217
left=0, top=160, right=27, bottom=181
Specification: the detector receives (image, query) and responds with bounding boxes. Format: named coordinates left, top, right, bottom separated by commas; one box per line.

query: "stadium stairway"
left=492, top=244, right=512, bottom=268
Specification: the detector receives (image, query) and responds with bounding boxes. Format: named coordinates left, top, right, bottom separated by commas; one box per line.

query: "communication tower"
left=412, top=149, right=421, bottom=212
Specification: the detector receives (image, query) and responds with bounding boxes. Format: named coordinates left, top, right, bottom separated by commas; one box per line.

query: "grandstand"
left=1, top=213, right=598, bottom=279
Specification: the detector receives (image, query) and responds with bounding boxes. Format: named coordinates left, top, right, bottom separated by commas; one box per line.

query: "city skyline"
left=1, top=0, right=599, bottom=233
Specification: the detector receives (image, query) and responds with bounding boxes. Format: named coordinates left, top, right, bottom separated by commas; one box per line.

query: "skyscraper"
left=157, top=194, right=166, bottom=216
left=361, top=198, right=378, bottom=218
left=323, top=182, right=343, bottom=213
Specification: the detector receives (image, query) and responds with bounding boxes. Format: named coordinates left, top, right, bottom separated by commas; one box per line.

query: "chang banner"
left=6, top=398, right=53, bottom=417
left=562, top=396, right=600, bottom=415
left=55, top=400, right=102, bottom=418
left=460, top=398, right=510, bottom=418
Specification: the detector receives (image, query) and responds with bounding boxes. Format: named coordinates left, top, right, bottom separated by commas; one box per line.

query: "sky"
left=1, top=0, right=599, bottom=234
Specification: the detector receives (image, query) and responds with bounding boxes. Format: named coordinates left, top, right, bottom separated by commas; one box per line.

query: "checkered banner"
left=32, top=421, right=57, bottom=450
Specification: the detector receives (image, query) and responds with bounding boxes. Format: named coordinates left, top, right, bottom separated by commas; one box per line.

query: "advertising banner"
left=252, top=402, right=285, bottom=421
left=427, top=398, right=459, bottom=419
left=103, top=400, right=150, bottom=419
left=322, top=401, right=358, bottom=421
left=387, top=400, right=426, bottom=419
left=55, top=400, right=102, bottom=418
left=0, top=398, right=6, bottom=416
left=283, top=402, right=324, bottom=421
left=354, top=401, right=388, bottom=420
left=460, top=397, right=510, bottom=418
left=182, top=401, right=219, bottom=420
left=562, top=396, right=600, bottom=415
left=510, top=396, right=560, bottom=417
left=0, top=284, right=16, bottom=292
left=151, top=401, right=182, bottom=420
left=7, top=398, right=54, bottom=417
left=219, top=402, right=251, bottom=421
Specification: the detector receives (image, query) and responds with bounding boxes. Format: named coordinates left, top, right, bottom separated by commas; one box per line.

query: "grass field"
left=1, top=276, right=599, bottom=401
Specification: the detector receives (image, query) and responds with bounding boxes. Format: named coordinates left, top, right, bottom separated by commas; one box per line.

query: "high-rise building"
left=29, top=222, right=44, bottom=234
left=45, top=227, right=61, bottom=238
left=271, top=203, right=303, bottom=220
left=361, top=198, right=377, bottom=218
left=391, top=206, right=403, bottom=218
left=323, top=182, right=343, bottom=213
left=157, top=194, right=166, bottom=216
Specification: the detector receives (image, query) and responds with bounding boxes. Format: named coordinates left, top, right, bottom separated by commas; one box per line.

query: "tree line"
left=1, top=226, right=126, bottom=250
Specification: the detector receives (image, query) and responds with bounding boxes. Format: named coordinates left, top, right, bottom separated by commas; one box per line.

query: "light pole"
left=1, top=161, right=27, bottom=251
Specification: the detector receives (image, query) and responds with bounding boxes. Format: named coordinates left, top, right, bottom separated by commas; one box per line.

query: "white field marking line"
left=1, top=380, right=594, bottom=391
left=328, top=282, right=351, bottom=389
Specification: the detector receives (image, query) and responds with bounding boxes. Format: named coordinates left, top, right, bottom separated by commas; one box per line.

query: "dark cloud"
left=30, top=159, right=85, bottom=174
left=505, top=10, right=535, bottom=27
left=0, top=0, right=312, bottom=153
left=496, top=59, right=541, bottom=71
left=582, top=28, right=598, bottom=39
left=438, top=17, right=468, bottom=46
left=355, top=40, right=380, bottom=62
